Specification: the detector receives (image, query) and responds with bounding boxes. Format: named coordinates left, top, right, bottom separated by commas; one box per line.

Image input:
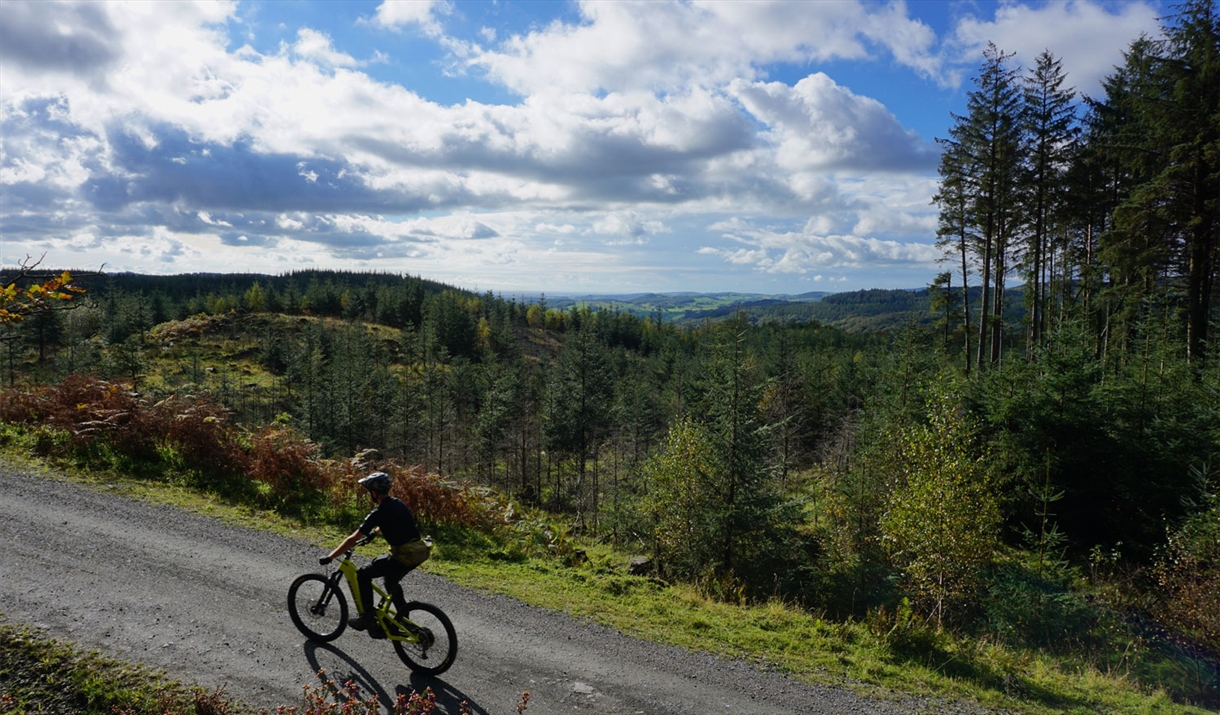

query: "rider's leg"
left=352, top=556, right=409, bottom=632
left=387, top=577, right=409, bottom=617
left=380, top=559, right=411, bottom=615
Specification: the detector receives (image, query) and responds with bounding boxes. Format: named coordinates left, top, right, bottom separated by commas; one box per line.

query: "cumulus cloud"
left=461, top=0, right=941, bottom=95
left=701, top=223, right=940, bottom=274
left=1, top=2, right=937, bottom=219
left=591, top=212, right=670, bottom=245
left=8, top=0, right=1135, bottom=291
left=947, top=0, right=1161, bottom=96
left=372, top=0, right=450, bottom=36
left=730, top=74, right=936, bottom=173
left=0, top=1, right=127, bottom=79
left=293, top=28, right=361, bottom=68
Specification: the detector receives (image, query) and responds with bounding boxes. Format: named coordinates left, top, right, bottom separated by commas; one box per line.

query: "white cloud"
left=0, top=1, right=940, bottom=227
left=730, top=74, right=935, bottom=173
left=293, top=28, right=360, bottom=68
left=949, top=0, right=1161, bottom=97
left=590, top=212, right=670, bottom=245
left=197, top=211, right=231, bottom=227
left=702, top=224, right=941, bottom=274
left=463, top=0, right=941, bottom=95
left=0, top=0, right=1031, bottom=291
left=372, top=0, right=450, bottom=36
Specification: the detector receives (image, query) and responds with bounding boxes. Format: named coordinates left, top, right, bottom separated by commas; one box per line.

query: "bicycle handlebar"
left=319, top=532, right=378, bottom=565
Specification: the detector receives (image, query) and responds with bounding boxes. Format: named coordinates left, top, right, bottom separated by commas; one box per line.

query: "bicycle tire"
left=287, top=573, right=348, bottom=642
left=391, top=601, right=457, bottom=676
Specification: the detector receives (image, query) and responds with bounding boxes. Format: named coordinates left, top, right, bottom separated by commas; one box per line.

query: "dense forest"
left=1, top=0, right=1217, bottom=697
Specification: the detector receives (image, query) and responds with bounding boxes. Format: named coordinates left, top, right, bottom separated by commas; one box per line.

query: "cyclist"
left=321, top=471, right=430, bottom=638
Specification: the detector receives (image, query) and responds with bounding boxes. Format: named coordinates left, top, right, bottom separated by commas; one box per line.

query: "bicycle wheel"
left=287, top=573, right=348, bottom=642
left=391, top=601, right=457, bottom=676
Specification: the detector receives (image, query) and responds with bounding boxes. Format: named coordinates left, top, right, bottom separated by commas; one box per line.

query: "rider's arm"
left=325, top=528, right=366, bottom=560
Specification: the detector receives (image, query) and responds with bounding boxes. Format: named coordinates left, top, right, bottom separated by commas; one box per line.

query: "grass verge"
left=0, top=618, right=231, bottom=715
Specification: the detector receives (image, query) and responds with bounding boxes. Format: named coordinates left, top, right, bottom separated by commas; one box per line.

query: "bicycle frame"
left=332, top=551, right=422, bottom=644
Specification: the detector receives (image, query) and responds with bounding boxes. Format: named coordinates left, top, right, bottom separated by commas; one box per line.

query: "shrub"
left=0, top=376, right=565, bottom=562
left=0, top=376, right=248, bottom=482
left=982, top=560, right=1097, bottom=651
left=1153, top=502, right=1220, bottom=654
left=247, top=426, right=328, bottom=506
left=389, top=465, right=502, bottom=531
left=881, top=381, right=1000, bottom=625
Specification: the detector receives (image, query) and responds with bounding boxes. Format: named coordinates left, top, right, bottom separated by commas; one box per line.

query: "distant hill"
left=63, top=270, right=1022, bottom=335
left=546, top=291, right=830, bottom=320
left=548, top=287, right=1025, bottom=333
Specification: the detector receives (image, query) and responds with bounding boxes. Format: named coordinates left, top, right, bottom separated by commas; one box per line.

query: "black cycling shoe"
left=348, top=614, right=376, bottom=631
left=368, top=624, right=386, bottom=640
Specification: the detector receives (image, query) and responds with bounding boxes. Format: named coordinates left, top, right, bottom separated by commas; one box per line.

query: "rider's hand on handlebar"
left=319, top=556, right=333, bottom=566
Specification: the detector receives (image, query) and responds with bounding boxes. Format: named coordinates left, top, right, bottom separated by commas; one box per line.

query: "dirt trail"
left=0, top=466, right=975, bottom=714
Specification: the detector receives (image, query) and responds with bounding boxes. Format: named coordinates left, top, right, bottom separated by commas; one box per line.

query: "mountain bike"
left=287, top=534, right=457, bottom=676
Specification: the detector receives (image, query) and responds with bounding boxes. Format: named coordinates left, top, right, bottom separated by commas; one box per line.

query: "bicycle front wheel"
left=287, top=573, right=348, bottom=642
left=392, top=601, right=457, bottom=676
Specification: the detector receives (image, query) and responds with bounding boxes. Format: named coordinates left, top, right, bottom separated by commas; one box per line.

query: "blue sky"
left=0, top=1, right=1165, bottom=295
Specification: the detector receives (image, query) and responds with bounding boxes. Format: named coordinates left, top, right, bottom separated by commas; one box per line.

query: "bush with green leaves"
left=1153, top=468, right=1220, bottom=654
left=881, top=379, right=1001, bottom=626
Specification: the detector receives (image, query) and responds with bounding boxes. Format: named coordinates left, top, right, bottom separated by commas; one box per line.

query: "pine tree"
left=545, top=325, right=613, bottom=521
left=938, top=43, right=1024, bottom=371
left=1021, top=51, right=1078, bottom=353
left=702, top=322, right=775, bottom=576
left=1075, top=39, right=1158, bottom=357
left=933, top=136, right=974, bottom=374
left=1153, top=0, right=1220, bottom=365
left=928, top=271, right=963, bottom=353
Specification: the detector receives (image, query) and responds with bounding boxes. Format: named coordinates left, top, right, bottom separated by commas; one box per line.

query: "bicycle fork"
left=312, top=572, right=345, bottom=616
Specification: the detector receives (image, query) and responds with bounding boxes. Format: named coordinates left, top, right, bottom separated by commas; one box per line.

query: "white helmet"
left=358, top=471, right=392, bottom=494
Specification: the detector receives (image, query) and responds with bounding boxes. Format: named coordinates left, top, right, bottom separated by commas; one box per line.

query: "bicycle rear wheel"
left=288, top=573, right=348, bottom=642
left=391, top=601, right=457, bottom=676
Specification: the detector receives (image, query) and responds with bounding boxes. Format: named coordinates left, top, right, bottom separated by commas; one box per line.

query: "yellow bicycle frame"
left=336, top=555, right=419, bottom=643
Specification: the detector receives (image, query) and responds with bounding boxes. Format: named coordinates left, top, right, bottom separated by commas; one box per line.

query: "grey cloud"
left=350, top=102, right=756, bottom=205
left=465, top=222, right=499, bottom=239
left=82, top=124, right=474, bottom=214
left=218, top=231, right=275, bottom=247
left=0, top=1, right=121, bottom=76
left=332, top=243, right=430, bottom=261
left=1, top=97, right=109, bottom=206
left=0, top=181, right=75, bottom=215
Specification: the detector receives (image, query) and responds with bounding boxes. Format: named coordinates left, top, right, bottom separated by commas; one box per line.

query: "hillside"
left=2, top=266, right=1218, bottom=712
left=549, top=286, right=1026, bottom=333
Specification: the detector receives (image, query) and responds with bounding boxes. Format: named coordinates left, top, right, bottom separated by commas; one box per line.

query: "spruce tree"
left=1152, top=0, right=1219, bottom=365
left=933, top=136, right=975, bottom=374
left=938, top=43, right=1024, bottom=371
left=1021, top=51, right=1078, bottom=353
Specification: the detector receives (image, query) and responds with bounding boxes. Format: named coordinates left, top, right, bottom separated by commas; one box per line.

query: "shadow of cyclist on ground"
left=302, top=640, right=396, bottom=708
left=396, top=673, right=491, bottom=715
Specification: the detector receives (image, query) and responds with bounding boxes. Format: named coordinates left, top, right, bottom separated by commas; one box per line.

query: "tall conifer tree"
left=1021, top=51, right=1078, bottom=352
left=937, top=43, right=1024, bottom=371
left=933, top=136, right=975, bottom=374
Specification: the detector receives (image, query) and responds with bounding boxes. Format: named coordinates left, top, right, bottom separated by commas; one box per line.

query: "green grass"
left=2, top=449, right=1214, bottom=715
left=424, top=557, right=1211, bottom=714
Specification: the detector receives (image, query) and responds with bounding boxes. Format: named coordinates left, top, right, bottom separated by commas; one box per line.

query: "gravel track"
left=0, top=466, right=981, bottom=714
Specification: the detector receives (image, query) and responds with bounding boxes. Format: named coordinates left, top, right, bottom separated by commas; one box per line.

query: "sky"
left=0, top=0, right=1167, bottom=296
